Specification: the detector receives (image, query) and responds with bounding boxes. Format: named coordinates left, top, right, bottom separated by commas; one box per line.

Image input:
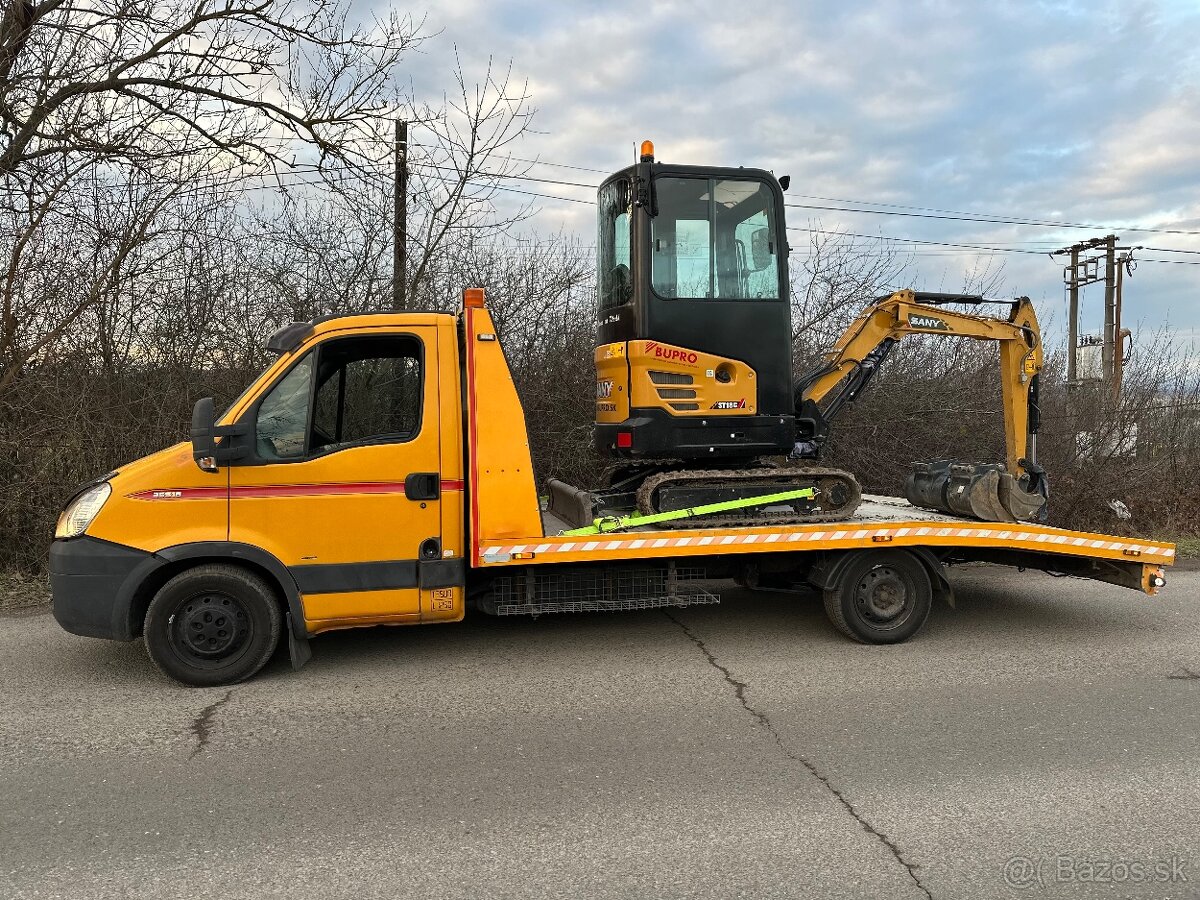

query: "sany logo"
left=910, top=314, right=950, bottom=331
left=644, top=341, right=698, bottom=365
left=596, top=380, right=614, bottom=399
left=711, top=399, right=746, bottom=410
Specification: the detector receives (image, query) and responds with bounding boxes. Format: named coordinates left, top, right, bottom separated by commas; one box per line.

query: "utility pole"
left=1101, top=235, right=1117, bottom=394
left=1055, top=235, right=1117, bottom=392
left=1054, top=234, right=1137, bottom=408
left=393, top=119, right=408, bottom=311
left=1112, top=250, right=1137, bottom=406
left=1067, top=244, right=1079, bottom=387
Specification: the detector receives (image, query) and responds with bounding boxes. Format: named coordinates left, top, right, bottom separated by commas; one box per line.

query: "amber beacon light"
left=639, top=139, right=654, bottom=163
left=462, top=287, right=486, bottom=309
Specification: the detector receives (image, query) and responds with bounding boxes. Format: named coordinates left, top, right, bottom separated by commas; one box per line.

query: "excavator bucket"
left=904, top=460, right=1046, bottom=524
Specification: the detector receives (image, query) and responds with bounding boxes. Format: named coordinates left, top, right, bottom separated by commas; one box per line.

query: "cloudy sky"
left=406, top=0, right=1200, bottom=347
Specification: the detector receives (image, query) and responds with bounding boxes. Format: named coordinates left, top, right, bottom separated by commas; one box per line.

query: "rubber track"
left=635, top=466, right=863, bottom=528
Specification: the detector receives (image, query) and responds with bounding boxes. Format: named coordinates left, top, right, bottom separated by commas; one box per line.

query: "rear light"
left=616, top=432, right=632, bottom=449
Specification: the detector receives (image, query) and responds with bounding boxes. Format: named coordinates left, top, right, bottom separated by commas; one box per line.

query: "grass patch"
left=1171, top=536, right=1200, bottom=559
left=1148, top=534, right=1200, bottom=559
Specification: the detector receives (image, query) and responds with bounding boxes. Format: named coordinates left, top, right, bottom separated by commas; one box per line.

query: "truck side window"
left=255, top=353, right=315, bottom=460
left=311, top=335, right=422, bottom=452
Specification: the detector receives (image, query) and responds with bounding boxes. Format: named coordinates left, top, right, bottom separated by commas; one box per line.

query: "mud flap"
left=286, top=613, right=312, bottom=672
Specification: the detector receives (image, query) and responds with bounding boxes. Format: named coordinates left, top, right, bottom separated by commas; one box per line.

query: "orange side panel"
left=303, top=590, right=421, bottom=622
left=627, top=340, right=758, bottom=416
left=595, top=342, right=630, bottom=423
left=464, top=305, right=543, bottom=563
left=87, top=442, right=229, bottom=552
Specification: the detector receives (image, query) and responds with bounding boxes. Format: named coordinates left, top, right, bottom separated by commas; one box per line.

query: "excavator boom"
left=795, top=290, right=1047, bottom=522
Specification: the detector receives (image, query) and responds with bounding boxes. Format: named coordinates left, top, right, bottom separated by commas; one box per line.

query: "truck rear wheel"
left=822, top=550, right=932, bottom=644
left=144, top=564, right=282, bottom=687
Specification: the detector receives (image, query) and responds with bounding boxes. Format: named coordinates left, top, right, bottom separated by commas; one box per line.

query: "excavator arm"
left=794, top=290, right=1047, bottom=522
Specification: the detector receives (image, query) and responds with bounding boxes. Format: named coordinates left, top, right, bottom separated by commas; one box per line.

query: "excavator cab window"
left=597, top=178, right=633, bottom=310
left=651, top=177, right=781, bottom=301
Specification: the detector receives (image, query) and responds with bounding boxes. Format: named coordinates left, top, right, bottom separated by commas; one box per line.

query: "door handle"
left=404, top=472, right=440, bottom=501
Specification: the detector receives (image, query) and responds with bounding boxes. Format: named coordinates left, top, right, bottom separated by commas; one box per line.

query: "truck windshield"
left=597, top=178, right=632, bottom=311
left=651, top=177, right=781, bottom=301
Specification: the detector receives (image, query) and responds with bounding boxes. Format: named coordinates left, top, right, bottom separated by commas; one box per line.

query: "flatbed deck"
left=489, top=495, right=1173, bottom=585
left=537, top=494, right=968, bottom=537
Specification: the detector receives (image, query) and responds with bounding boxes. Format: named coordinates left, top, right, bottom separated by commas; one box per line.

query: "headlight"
left=55, top=482, right=112, bottom=539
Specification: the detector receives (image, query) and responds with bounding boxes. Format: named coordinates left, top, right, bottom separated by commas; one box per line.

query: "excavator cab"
left=594, top=142, right=796, bottom=459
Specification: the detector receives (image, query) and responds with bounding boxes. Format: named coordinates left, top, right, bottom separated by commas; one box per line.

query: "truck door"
left=229, top=327, right=446, bottom=626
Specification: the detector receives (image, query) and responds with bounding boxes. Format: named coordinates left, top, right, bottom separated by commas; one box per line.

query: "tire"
left=144, top=564, right=282, bottom=687
left=822, top=550, right=932, bottom=644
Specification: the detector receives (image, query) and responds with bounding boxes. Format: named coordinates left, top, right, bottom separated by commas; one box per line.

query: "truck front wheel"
left=144, top=564, right=282, bottom=687
left=822, top=550, right=932, bottom=644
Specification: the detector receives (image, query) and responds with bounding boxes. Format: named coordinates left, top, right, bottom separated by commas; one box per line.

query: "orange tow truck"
left=49, top=288, right=1174, bottom=686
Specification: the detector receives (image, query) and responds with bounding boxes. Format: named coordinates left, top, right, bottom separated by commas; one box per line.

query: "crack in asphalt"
left=1167, top=666, right=1200, bottom=680
left=189, top=689, right=234, bottom=758
left=664, top=610, right=933, bottom=900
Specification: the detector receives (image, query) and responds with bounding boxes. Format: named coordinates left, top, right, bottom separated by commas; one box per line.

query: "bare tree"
left=0, top=0, right=426, bottom=399
left=400, top=56, right=536, bottom=307
left=0, top=0, right=423, bottom=176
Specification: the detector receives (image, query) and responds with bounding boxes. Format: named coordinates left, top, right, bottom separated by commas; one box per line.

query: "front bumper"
left=50, top=537, right=152, bottom=641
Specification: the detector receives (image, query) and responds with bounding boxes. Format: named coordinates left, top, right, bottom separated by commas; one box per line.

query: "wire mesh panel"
left=490, top=563, right=719, bottom=616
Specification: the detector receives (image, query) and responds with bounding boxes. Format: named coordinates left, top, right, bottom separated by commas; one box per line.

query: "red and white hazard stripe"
left=480, top=523, right=1175, bottom=564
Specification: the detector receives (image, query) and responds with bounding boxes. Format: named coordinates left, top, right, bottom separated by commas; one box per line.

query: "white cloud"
left=399, top=0, right=1200, bottom=338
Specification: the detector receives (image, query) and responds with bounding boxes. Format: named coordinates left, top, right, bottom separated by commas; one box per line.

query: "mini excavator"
left=549, top=141, right=1048, bottom=529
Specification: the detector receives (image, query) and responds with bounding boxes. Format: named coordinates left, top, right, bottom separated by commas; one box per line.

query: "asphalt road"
left=1, top=564, right=1198, bottom=900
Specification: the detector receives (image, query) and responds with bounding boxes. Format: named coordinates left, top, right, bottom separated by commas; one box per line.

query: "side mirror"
left=750, top=227, right=774, bottom=271
left=191, top=397, right=248, bottom=472
left=191, top=398, right=218, bottom=471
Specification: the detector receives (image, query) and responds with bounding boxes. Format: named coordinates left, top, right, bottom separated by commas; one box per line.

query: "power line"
left=780, top=193, right=1200, bottom=236
left=191, top=153, right=1200, bottom=243
left=471, top=183, right=593, bottom=205
left=60, top=145, right=1200, bottom=238
left=497, top=154, right=610, bottom=175
left=415, top=162, right=595, bottom=190
left=783, top=200, right=1200, bottom=236
left=472, top=155, right=1200, bottom=237
left=44, top=156, right=1200, bottom=264
left=408, top=175, right=1200, bottom=266
left=784, top=225, right=1200, bottom=266
left=413, top=163, right=1200, bottom=255
left=412, top=163, right=1200, bottom=251
left=465, top=179, right=1200, bottom=265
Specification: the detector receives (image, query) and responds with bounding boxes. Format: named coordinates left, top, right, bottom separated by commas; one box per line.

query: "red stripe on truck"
left=130, top=479, right=461, bottom=500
